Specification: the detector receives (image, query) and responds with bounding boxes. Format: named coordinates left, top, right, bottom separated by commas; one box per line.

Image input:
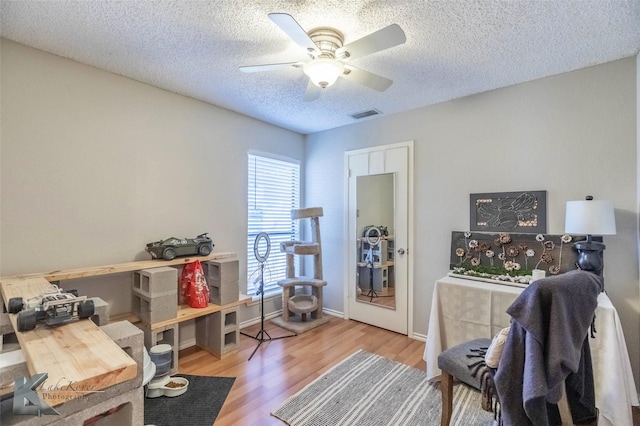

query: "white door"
left=344, top=142, right=413, bottom=335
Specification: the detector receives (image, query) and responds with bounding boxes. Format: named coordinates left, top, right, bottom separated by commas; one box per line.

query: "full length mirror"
left=356, top=173, right=395, bottom=310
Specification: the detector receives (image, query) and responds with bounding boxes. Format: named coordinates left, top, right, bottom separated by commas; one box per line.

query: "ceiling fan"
left=240, top=13, right=406, bottom=101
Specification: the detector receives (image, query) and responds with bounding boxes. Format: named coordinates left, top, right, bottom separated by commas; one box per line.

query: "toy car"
left=145, top=233, right=214, bottom=260
left=8, top=285, right=95, bottom=332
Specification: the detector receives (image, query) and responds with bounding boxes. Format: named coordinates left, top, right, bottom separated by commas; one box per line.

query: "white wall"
left=2, top=38, right=638, bottom=388
left=306, top=57, right=640, bottom=387
left=0, top=39, right=305, bottom=341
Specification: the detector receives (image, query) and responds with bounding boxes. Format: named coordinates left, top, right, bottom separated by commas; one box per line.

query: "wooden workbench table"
left=1, top=277, right=137, bottom=406
left=1, top=252, right=242, bottom=405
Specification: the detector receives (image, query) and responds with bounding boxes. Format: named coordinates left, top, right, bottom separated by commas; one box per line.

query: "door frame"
left=343, top=140, right=414, bottom=337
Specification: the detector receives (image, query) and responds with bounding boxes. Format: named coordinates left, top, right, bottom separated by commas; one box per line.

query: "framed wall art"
left=470, top=190, right=547, bottom=233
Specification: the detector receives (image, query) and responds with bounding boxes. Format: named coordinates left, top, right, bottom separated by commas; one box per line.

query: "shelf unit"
left=3, top=252, right=237, bottom=282
left=0, top=252, right=251, bottom=423
left=357, top=236, right=395, bottom=293
left=2, top=252, right=250, bottom=369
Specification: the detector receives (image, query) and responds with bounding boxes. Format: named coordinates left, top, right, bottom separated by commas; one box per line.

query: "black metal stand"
left=362, top=230, right=381, bottom=302
left=365, top=261, right=379, bottom=301
left=241, top=262, right=296, bottom=361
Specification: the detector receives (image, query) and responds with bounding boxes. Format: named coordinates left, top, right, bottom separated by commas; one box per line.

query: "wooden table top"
left=1, top=277, right=137, bottom=406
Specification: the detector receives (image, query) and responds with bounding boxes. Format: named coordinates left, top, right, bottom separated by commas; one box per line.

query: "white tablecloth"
left=424, top=275, right=639, bottom=426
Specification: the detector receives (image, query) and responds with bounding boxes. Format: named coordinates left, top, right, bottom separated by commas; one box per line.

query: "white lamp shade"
left=303, top=59, right=344, bottom=88
left=565, top=200, right=616, bottom=235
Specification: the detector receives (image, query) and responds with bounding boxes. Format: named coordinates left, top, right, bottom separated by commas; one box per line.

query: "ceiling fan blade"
left=268, top=13, right=321, bottom=58
left=303, top=79, right=323, bottom=101
left=239, top=62, right=303, bottom=73
left=342, top=65, right=393, bottom=92
left=336, top=24, right=406, bottom=61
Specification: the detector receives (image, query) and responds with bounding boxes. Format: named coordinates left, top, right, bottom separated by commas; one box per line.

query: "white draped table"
left=424, top=275, right=639, bottom=426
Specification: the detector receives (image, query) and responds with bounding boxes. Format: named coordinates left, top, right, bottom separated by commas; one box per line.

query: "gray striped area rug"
left=271, top=349, right=495, bottom=426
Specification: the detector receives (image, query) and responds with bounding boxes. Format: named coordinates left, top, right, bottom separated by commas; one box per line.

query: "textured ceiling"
left=1, top=1, right=639, bottom=134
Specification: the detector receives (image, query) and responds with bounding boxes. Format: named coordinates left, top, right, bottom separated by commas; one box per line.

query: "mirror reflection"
left=356, top=174, right=395, bottom=310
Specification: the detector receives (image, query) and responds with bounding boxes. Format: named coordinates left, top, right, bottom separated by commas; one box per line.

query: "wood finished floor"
left=179, top=316, right=640, bottom=426
left=178, top=315, right=426, bottom=426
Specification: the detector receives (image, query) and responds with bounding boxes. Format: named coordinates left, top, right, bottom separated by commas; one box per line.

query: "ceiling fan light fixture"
left=303, top=59, right=344, bottom=89
left=244, top=14, right=405, bottom=99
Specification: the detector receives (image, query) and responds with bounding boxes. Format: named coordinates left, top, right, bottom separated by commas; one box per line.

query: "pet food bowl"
left=162, top=377, right=189, bottom=397
left=146, top=375, right=171, bottom=398
left=145, top=375, right=189, bottom=398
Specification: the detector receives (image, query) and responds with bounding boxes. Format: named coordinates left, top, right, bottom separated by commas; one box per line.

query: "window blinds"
left=247, top=154, right=300, bottom=295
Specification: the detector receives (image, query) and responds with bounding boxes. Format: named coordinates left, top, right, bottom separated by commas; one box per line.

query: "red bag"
left=180, top=261, right=209, bottom=308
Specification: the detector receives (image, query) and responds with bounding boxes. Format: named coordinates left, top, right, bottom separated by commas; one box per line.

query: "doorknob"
left=397, top=248, right=405, bottom=255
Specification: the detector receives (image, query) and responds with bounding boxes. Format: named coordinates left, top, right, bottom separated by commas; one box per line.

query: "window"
left=247, top=153, right=300, bottom=296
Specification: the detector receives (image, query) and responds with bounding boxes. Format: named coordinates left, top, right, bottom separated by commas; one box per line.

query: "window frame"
left=246, top=151, right=301, bottom=298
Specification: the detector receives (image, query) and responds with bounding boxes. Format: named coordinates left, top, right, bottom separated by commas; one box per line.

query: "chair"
left=437, top=270, right=603, bottom=426
left=494, top=270, right=601, bottom=425
left=437, top=338, right=493, bottom=426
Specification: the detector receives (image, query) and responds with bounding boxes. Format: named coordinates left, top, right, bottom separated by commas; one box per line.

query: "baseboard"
left=179, top=337, right=196, bottom=351
left=412, top=332, right=426, bottom=342
left=320, top=308, right=424, bottom=342
left=180, top=309, right=423, bottom=350
left=322, top=308, right=345, bottom=318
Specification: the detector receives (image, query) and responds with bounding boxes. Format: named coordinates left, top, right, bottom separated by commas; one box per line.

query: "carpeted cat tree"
left=271, top=207, right=329, bottom=334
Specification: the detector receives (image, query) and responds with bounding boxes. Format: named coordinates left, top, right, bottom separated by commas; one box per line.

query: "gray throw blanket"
left=494, top=270, right=603, bottom=425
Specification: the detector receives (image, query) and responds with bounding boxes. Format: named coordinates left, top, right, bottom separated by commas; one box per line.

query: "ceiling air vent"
left=350, top=109, right=382, bottom=120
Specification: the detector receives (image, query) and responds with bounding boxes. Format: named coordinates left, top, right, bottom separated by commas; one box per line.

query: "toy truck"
left=8, top=285, right=95, bottom=332
left=145, top=233, right=214, bottom=260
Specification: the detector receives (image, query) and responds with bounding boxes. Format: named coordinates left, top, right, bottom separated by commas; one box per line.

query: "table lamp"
left=565, top=196, right=616, bottom=275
